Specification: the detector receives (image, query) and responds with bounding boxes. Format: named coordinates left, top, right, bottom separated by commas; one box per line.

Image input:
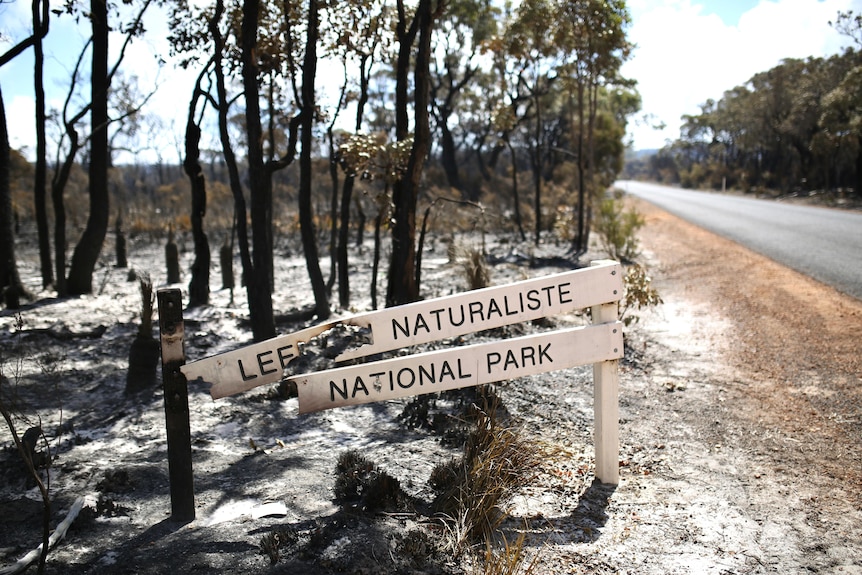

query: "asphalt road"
left=615, top=180, right=862, bottom=301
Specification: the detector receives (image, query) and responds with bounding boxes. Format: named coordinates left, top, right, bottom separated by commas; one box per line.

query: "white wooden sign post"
left=177, top=260, right=624, bottom=484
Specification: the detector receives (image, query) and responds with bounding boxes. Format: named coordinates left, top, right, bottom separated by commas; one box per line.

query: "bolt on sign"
left=180, top=260, right=624, bottom=483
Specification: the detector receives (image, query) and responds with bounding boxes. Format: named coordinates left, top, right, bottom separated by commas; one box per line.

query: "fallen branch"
left=0, top=496, right=85, bottom=575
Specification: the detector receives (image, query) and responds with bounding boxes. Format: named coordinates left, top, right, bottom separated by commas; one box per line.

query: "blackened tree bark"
left=0, top=88, right=26, bottom=300
left=325, top=66, right=347, bottom=296
left=50, top=76, right=87, bottom=296
left=33, top=0, right=51, bottom=288
left=337, top=53, right=372, bottom=309
left=185, top=65, right=211, bottom=308
left=430, top=61, right=478, bottom=197
left=387, top=0, right=436, bottom=307
left=298, top=0, right=329, bottom=320
left=336, top=175, right=355, bottom=308
left=67, top=0, right=109, bottom=295
left=240, top=0, right=276, bottom=339
left=437, top=109, right=463, bottom=193
left=211, top=0, right=246, bottom=283
left=505, top=134, right=527, bottom=242
left=0, top=7, right=55, bottom=301
left=530, top=93, right=544, bottom=246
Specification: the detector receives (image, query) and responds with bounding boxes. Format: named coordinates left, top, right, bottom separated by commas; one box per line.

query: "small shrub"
left=398, top=395, right=433, bottom=429
left=594, top=194, right=644, bottom=263
left=333, top=450, right=407, bottom=512
left=620, top=264, right=663, bottom=327
left=399, top=528, right=438, bottom=567
left=459, top=247, right=490, bottom=291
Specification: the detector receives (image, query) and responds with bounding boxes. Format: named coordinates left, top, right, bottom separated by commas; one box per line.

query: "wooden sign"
left=292, top=323, right=623, bottom=414
left=164, top=259, right=623, bottom=485
left=332, top=260, right=622, bottom=361
left=181, top=260, right=622, bottom=400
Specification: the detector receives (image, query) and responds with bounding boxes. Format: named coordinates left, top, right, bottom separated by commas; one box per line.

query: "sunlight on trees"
left=5, top=0, right=651, bottom=319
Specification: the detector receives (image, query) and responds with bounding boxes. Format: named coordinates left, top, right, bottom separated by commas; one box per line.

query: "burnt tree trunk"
left=336, top=176, right=355, bottom=309
left=0, top=88, right=26, bottom=304
left=185, top=72, right=210, bottom=308
left=165, top=226, right=180, bottom=284
left=67, top=0, right=109, bottom=295
left=115, top=214, right=127, bottom=268
left=336, top=53, right=372, bottom=309
left=220, top=236, right=234, bottom=291
left=298, top=0, right=329, bottom=320
left=33, top=0, right=52, bottom=289
left=387, top=0, right=434, bottom=307
left=125, top=277, right=159, bottom=394
left=371, top=211, right=382, bottom=310
left=240, top=0, right=276, bottom=339
left=506, top=136, right=526, bottom=242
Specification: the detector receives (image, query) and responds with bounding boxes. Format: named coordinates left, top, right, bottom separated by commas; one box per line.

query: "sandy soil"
left=1, top=195, right=861, bottom=574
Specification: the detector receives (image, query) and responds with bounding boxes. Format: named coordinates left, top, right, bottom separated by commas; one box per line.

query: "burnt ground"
left=1, top=194, right=861, bottom=574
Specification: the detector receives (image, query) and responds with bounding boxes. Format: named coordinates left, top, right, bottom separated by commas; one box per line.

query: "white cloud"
left=623, top=0, right=860, bottom=150
left=6, top=95, right=36, bottom=155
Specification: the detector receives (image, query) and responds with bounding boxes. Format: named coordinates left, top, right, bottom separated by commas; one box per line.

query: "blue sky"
left=700, top=0, right=763, bottom=26
left=1, top=0, right=861, bottom=160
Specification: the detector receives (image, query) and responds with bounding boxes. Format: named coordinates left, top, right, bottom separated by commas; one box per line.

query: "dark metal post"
left=157, top=288, right=195, bottom=522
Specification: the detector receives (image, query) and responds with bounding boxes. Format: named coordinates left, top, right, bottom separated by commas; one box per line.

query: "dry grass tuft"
left=459, top=246, right=491, bottom=291
left=431, top=391, right=540, bottom=550
left=475, top=532, right=537, bottom=575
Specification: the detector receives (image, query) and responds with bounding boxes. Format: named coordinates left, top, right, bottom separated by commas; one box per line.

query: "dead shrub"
left=259, top=527, right=298, bottom=565
left=333, top=450, right=408, bottom=512
left=459, top=246, right=491, bottom=291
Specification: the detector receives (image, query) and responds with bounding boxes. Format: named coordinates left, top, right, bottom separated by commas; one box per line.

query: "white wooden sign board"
left=181, top=260, right=622, bottom=399
left=292, top=323, right=622, bottom=414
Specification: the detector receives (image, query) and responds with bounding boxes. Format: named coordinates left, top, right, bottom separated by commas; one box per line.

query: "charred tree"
left=0, top=88, right=26, bottom=305
left=185, top=66, right=211, bottom=308
left=239, top=0, right=277, bottom=339
left=387, top=0, right=437, bottom=307
left=33, top=0, right=52, bottom=288
left=297, top=0, right=329, bottom=320
left=67, top=0, right=110, bottom=295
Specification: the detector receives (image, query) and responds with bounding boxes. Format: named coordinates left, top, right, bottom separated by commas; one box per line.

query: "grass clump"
left=474, top=532, right=537, bottom=575
left=259, top=527, right=298, bottom=565
left=430, top=391, right=539, bottom=550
